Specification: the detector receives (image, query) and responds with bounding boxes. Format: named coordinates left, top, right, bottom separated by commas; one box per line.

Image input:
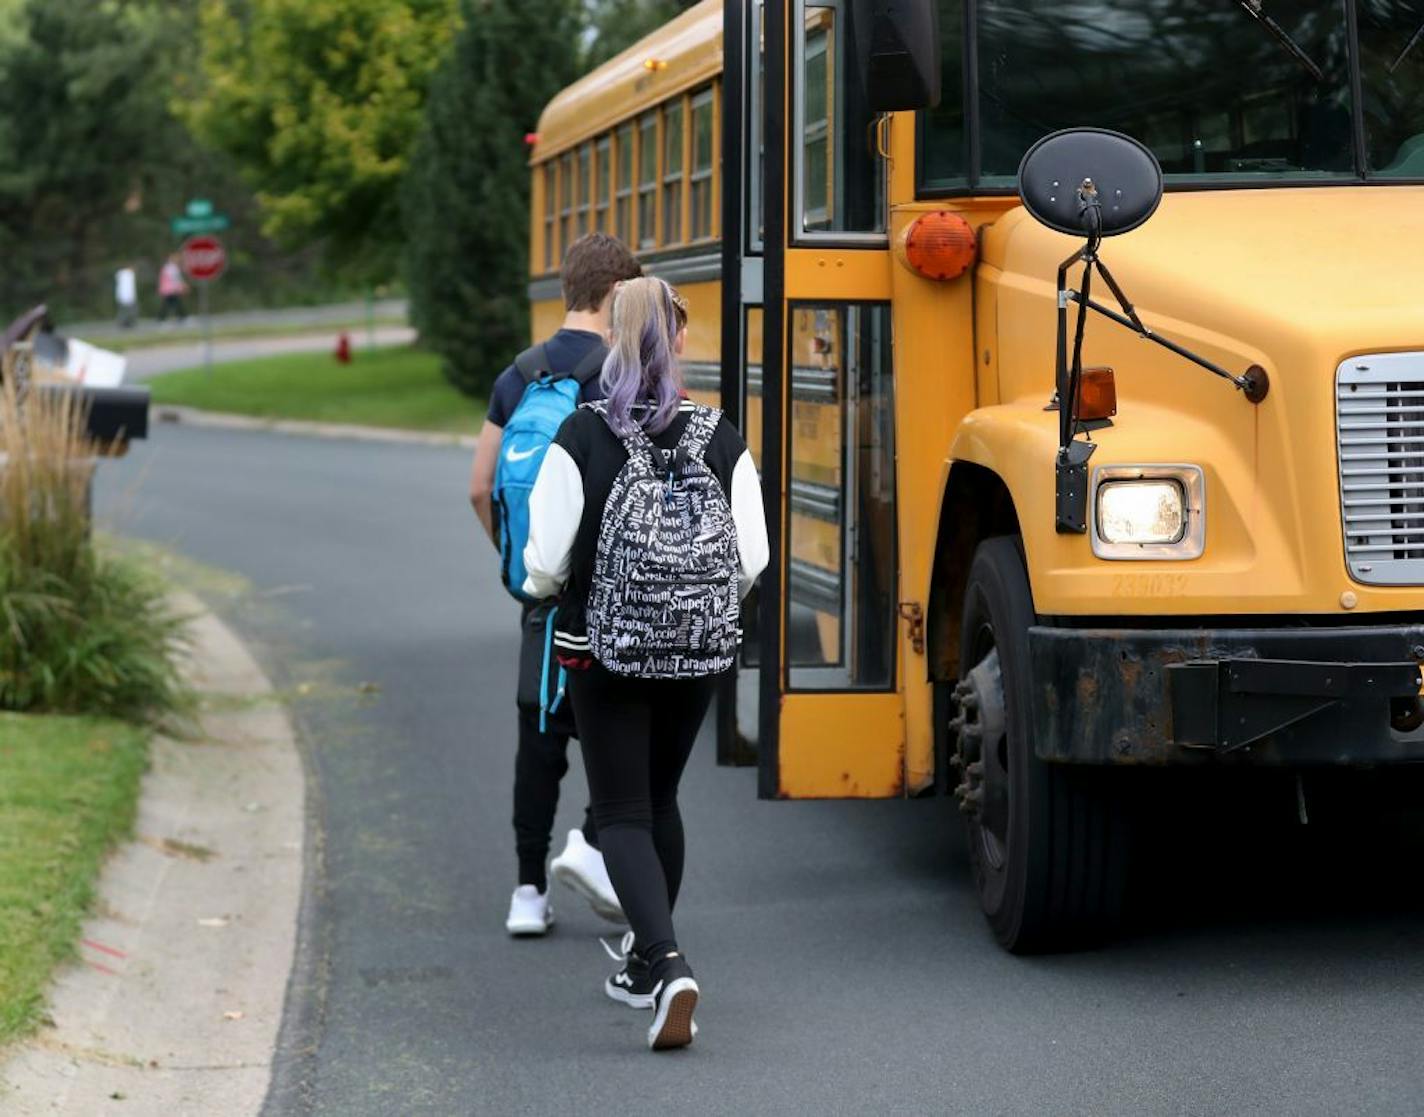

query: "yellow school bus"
left=532, top=0, right=1424, bottom=951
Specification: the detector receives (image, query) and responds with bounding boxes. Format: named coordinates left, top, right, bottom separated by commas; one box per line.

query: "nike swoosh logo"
left=505, top=446, right=539, bottom=463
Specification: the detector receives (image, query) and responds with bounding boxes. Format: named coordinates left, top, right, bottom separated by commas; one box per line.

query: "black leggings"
left=569, top=664, right=718, bottom=965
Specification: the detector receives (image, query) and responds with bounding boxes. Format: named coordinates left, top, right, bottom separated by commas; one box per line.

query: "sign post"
left=180, top=234, right=228, bottom=379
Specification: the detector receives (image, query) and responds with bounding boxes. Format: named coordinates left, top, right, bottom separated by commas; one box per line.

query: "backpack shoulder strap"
left=589, top=404, right=658, bottom=472
left=676, top=405, right=723, bottom=463
left=513, top=343, right=552, bottom=384
left=570, top=343, right=607, bottom=385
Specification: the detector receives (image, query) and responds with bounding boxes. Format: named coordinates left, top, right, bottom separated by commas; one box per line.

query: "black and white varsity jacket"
left=522, top=401, right=770, bottom=659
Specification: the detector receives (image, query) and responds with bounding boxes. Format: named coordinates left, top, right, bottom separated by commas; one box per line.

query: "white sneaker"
left=550, top=829, right=625, bottom=924
left=505, top=885, right=553, bottom=936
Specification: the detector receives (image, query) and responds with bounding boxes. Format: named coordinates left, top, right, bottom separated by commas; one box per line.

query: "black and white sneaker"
left=601, top=931, right=656, bottom=1009
left=647, top=952, right=699, bottom=1051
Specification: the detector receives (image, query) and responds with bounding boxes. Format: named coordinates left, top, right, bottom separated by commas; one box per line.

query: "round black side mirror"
left=1016, top=128, right=1163, bottom=238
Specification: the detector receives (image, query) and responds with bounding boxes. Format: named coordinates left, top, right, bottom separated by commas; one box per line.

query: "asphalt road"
left=96, top=425, right=1424, bottom=1116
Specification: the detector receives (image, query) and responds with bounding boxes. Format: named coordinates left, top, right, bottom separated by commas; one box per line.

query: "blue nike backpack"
left=493, top=341, right=606, bottom=604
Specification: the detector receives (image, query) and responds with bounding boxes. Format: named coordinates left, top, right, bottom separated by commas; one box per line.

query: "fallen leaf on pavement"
left=197, top=917, right=229, bottom=928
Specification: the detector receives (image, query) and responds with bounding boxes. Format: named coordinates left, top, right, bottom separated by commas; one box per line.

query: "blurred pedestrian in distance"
left=157, top=254, right=188, bottom=326
left=114, top=264, right=138, bottom=328
left=467, top=233, right=643, bottom=938
left=523, top=276, right=769, bottom=1050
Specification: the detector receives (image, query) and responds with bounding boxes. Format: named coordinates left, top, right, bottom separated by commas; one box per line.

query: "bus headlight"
left=1091, top=466, right=1205, bottom=560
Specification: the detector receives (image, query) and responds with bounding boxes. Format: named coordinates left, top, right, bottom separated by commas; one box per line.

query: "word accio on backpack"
left=493, top=342, right=606, bottom=602
left=586, top=402, right=741, bottom=679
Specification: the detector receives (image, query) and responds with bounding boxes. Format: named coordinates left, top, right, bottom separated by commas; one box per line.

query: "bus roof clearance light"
left=1015, top=128, right=1270, bottom=537
left=1098, top=481, right=1185, bottom=546
left=902, top=211, right=976, bottom=280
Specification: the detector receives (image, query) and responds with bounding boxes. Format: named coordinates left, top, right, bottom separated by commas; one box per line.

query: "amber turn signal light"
left=901, top=211, right=977, bottom=281
left=1075, top=366, right=1117, bottom=421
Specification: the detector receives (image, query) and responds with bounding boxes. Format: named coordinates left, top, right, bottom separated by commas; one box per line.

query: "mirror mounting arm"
left=1052, top=213, right=1270, bottom=535
left=1022, top=129, right=1271, bottom=535
left=1065, top=289, right=1263, bottom=398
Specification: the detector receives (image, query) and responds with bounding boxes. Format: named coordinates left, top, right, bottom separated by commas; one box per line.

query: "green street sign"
left=186, top=198, right=214, bottom=219
left=170, top=213, right=231, bottom=236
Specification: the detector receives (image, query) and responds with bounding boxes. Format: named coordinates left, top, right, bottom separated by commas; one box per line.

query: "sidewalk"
left=0, top=594, right=306, bottom=1116
left=65, top=298, right=408, bottom=344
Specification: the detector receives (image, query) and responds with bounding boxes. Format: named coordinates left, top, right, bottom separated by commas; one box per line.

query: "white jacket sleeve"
left=522, top=443, right=584, bottom=599
left=730, top=449, right=769, bottom=600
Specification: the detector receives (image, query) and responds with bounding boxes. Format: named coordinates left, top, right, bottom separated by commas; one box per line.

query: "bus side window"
left=560, top=150, right=577, bottom=255
left=794, top=1, right=885, bottom=238
left=638, top=111, right=659, bottom=250
left=690, top=88, right=715, bottom=241
left=786, top=303, right=896, bottom=690
left=577, top=142, right=592, bottom=236
left=663, top=98, right=685, bottom=244
left=595, top=135, right=611, bottom=234
left=616, top=123, right=635, bottom=244
left=543, top=163, right=557, bottom=271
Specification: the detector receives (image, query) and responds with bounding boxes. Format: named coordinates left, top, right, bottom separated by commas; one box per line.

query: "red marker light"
left=524, top=132, right=540, bottom=146
left=901, top=211, right=977, bottom=281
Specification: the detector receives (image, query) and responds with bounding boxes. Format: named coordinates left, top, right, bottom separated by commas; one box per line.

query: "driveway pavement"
left=96, top=424, right=1424, bottom=1116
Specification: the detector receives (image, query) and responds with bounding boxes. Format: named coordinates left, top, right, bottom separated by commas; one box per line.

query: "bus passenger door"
left=757, top=0, right=903, bottom=798
left=717, top=0, right=767, bottom=768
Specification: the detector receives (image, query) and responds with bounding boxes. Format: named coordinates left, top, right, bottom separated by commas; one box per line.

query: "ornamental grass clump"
left=0, top=368, right=184, bottom=720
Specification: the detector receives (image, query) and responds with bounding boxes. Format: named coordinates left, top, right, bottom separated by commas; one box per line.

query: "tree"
left=0, top=0, right=184, bottom=315
left=582, top=0, right=698, bottom=69
left=402, top=0, right=583, bottom=397
left=181, top=0, right=459, bottom=282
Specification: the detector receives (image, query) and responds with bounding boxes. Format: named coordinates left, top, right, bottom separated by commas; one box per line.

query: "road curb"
left=154, top=405, right=477, bottom=449
left=1, top=593, right=305, bottom=1116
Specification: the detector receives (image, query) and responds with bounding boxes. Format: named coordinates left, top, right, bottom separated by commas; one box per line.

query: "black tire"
left=956, top=536, right=1129, bottom=953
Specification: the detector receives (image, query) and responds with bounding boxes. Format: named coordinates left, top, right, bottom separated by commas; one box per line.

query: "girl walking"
left=523, top=276, right=768, bottom=1050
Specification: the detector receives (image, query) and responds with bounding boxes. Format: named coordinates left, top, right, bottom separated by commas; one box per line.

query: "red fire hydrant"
left=334, top=332, right=352, bottom=364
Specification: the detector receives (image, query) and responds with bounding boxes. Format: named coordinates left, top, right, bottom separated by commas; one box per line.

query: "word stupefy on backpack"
left=493, top=342, right=606, bottom=602
left=586, top=403, right=741, bottom=678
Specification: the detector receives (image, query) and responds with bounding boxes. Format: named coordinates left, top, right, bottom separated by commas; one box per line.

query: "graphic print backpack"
left=493, top=342, right=606, bottom=602
left=586, top=403, right=741, bottom=678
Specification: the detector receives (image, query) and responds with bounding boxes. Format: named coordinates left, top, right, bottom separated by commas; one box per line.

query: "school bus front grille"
left=1337, top=356, right=1424, bottom=586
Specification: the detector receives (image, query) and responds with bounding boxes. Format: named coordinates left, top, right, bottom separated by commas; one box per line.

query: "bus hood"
left=977, top=186, right=1424, bottom=612
left=986, top=185, right=1424, bottom=391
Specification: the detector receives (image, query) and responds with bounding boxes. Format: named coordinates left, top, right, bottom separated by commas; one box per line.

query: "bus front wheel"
left=953, top=536, right=1129, bottom=953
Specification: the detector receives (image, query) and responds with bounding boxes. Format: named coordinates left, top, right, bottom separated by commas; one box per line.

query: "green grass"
left=0, top=713, right=148, bottom=1045
left=148, top=345, right=484, bottom=433
left=85, top=316, right=408, bottom=353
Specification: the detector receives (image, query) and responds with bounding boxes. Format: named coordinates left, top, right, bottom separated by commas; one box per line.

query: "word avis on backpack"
left=494, top=343, right=605, bottom=602
left=587, top=403, right=741, bottom=679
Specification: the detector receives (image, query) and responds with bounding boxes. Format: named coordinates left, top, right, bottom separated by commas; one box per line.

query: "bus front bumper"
left=1029, top=622, right=1424, bottom=765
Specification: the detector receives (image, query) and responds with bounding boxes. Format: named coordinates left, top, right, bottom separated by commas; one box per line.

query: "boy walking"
left=469, top=233, right=643, bottom=935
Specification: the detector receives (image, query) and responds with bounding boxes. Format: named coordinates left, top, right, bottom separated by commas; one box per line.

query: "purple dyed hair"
left=598, top=276, right=684, bottom=436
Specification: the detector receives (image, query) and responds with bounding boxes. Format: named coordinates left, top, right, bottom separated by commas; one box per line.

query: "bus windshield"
left=922, top=0, right=1424, bottom=189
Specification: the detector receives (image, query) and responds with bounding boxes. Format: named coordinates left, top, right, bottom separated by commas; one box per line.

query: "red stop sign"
left=181, top=235, right=227, bottom=282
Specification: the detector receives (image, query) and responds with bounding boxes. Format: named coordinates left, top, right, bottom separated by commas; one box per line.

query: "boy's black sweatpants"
left=513, top=708, right=597, bottom=891
left=513, top=603, right=596, bottom=892
left=569, top=664, right=718, bottom=967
